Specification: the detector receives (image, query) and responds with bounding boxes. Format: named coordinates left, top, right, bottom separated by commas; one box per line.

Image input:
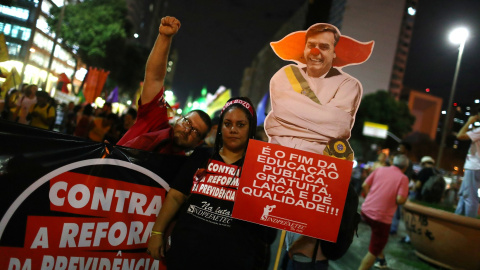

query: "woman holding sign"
left=147, top=97, right=276, bottom=269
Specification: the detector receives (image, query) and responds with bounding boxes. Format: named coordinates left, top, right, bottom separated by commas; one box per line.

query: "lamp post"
left=436, top=27, right=469, bottom=169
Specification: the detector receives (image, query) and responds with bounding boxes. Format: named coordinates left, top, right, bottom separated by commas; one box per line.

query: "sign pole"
left=273, top=230, right=286, bottom=270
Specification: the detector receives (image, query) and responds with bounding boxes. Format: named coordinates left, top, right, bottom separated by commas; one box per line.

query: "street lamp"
left=436, top=27, right=469, bottom=169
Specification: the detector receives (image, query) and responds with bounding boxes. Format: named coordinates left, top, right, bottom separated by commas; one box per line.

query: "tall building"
left=341, top=0, right=408, bottom=96
left=240, top=0, right=413, bottom=106
left=388, top=0, right=418, bottom=100
left=125, top=0, right=165, bottom=48
left=125, top=0, right=177, bottom=90
left=0, top=0, right=81, bottom=101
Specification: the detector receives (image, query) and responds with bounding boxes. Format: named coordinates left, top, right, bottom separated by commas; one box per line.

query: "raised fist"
left=159, top=16, right=181, bottom=37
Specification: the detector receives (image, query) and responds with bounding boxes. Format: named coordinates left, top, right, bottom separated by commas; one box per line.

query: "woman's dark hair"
left=212, top=97, right=257, bottom=156
left=82, top=104, right=93, bottom=116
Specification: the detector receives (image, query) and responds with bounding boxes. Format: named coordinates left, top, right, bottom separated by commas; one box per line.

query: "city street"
left=329, top=207, right=440, bottom=270
left=269, top=197, right=444, bottom=270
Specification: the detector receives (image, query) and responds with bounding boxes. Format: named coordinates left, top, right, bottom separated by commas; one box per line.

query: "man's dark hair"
left=106, top=113, right=118, bottom=121
left=305, top=24, right=340, bottom=46
left=36, top=91, right=50, bottom=99
left=188, top=109, right=212, bottom=139
left=399, top=141, right=412, bottom=151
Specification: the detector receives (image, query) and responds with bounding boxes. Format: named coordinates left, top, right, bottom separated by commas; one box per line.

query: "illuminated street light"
left=449, top=27, right=469, bottom=44
left=437, top=27, right=469, bottom=169
left=408, top=7, right=416, bottom=16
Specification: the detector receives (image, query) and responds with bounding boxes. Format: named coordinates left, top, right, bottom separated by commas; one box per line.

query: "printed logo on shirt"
left=187, top=160, right=240, bottom=226
left=186, top=201, right=232, bottom=226
left=190, top=159, right=240, bottom=202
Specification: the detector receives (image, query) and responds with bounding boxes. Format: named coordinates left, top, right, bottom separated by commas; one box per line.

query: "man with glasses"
left=117, top=16, right=211, bottom=155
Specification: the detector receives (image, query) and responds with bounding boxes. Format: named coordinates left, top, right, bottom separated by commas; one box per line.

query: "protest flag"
left=0, top=33, right=9, bottom=62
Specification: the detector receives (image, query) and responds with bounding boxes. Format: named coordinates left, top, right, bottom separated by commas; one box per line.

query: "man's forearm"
left=145, top=34, right=172, bottom=82
left=141, top=34, right=172, bottom=104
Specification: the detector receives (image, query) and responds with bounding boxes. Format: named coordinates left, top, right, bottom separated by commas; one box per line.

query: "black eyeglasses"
left=181, top=116, right=200, bottom=139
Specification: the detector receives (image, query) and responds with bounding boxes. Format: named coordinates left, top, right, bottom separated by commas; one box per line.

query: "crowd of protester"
left=1, top=83, right=137, bottom=144
left=1, top=14, right=478, bottom=270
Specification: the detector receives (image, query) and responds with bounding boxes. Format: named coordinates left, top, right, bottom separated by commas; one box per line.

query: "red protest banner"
left=0, top=120, right=190, bottom=270
left=232, top=139, right=353, bottom=242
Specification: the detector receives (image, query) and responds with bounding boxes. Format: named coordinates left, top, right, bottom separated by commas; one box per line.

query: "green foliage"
left=47, top=0, right=148, bottom=94
left=48, top=0, right=129, bottom=66
left=353, top=90, right=416, bottom=139
left=351, top=90, right=416, bottom=159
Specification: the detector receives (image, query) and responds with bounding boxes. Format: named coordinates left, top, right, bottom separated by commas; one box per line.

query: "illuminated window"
left=0, top=5, right=30, bottom=20
left=41, top=1, right=53, bottom=16
left=1, top=23, right=12, bottom=35
left=51, top=0, right=65, bottom=7
left=52, top=59, right=74, bottom=77
left=33, top=32, right=54, bottom=51
left=11, top=25, right=31, bottom=41
left=6, top=41, right=22, bottom=56
left=30, top=50, right=49, bottom=68
left=36, top=16, right=54, bottom=37
left=1, top=23, right=31, bottom=41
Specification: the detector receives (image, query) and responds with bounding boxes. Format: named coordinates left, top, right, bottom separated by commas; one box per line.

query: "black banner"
left=0, top=119, right=186, bottom=269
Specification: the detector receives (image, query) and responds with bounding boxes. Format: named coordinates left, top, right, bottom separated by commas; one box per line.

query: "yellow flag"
left=0, top=34, right=8, bottom=62
left=206, top=89, right=231, bottom=117
left=0, top=67, right=21, bottom=99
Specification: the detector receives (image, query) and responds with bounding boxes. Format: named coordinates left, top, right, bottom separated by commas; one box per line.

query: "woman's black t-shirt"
left=166, top=151, right=275, bottom=270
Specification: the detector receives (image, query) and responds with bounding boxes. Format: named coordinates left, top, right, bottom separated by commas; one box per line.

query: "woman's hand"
left=147, top=234, right=165, bottom=260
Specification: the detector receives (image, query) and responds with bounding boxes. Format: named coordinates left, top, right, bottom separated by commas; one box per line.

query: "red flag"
left=56, top=73, right=71, bottom=93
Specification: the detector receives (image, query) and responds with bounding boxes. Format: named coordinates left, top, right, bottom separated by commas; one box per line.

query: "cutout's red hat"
left=270, top=23, right=374, bottom=68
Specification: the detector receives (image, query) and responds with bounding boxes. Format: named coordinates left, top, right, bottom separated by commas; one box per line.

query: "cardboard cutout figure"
left=264, top=23, right=374, bottom=266
left=265, top=23, right=374, bottom=158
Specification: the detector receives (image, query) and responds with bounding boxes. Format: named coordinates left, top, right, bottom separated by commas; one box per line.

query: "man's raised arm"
left=141, top=16, right=181, bottom=104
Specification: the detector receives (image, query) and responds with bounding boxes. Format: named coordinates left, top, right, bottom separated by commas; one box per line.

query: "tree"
left=351, top=90, right=416, bottom=160
left=48, top=0, right=129, bottom=66
left=48, top=0, right=147, bottom=94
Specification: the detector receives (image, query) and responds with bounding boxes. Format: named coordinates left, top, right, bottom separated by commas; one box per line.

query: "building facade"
left=0, top=0, right=80, bottom=98
left=240, top=0, right=415, bottom=106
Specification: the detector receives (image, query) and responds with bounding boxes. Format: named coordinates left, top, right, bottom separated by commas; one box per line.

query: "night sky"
left=163, top=0, right=480, bottom=108
left=164, top=0, right=305, bottom=102
left=404, top=0, right=480, bottom=108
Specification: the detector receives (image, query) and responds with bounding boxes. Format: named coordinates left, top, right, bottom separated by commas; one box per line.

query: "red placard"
left=232, top=140, right=353, bottom=242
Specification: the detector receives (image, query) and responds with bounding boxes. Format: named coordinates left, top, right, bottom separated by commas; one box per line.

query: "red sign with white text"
left=232, top=140, right=353, bottom=242
left=0, top=170, right=166, bottom=270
